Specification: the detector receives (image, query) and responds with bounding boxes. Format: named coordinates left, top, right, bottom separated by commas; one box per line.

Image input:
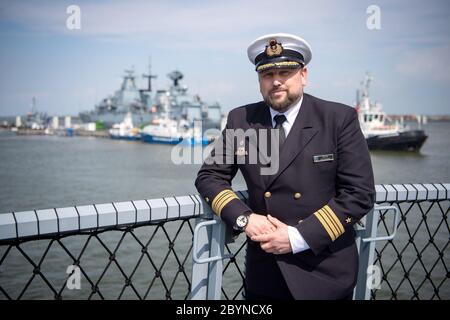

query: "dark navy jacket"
left=195, top=93, right=375, bottom=299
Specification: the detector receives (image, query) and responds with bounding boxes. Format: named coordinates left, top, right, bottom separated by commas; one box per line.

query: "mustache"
left=269, top=88, right=287, bottom=94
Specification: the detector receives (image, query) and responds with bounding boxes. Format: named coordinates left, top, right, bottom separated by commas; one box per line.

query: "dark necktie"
left=273, top=114, right=287, bottom=148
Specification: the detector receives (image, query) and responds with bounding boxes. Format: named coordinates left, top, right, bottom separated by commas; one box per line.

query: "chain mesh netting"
left=1, top=198, right=448, bottom=300
left=370, top=199, right=449, bottom=300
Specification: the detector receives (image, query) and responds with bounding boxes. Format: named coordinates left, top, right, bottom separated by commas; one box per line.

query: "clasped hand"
left=245, top=214, right=292, bottom=255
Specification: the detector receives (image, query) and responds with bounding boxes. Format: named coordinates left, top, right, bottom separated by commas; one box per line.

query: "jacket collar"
left=263, top=93, right=319, bottom=188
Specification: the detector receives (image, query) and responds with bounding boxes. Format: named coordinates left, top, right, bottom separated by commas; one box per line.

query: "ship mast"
left=363, top=73, right=371, bottom=96
left=359, top=72, right=373, bottom=111
left=142, top=57, right=157, bottom=92
left=122, top=68, right=136, bottom=91
left=31, top=96, right=37, bottom=114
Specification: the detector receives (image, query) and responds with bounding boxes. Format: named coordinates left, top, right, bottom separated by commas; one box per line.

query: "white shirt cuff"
left=287, top=226, right=310, bottom=254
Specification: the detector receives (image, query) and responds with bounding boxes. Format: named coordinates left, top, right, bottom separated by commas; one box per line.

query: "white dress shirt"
left=268, top=95, right=310, bottom=254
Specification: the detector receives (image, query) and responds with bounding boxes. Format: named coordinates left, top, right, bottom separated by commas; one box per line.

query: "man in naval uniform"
left=195, top=33, right=375, bottom=300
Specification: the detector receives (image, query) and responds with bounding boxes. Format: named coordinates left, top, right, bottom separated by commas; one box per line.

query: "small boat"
left=109, top=112, right=141, bottom=141
left=141, top=116, right=209, bottom=145
left=356, top=74, right=427, bottom=152
left=140, top=70, right=222, bottom=146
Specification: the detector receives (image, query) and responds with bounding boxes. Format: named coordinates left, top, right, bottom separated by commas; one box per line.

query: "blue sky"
left=0, top=0, right=449, bottom=116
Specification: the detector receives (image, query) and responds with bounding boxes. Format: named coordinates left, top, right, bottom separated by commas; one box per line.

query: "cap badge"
left=265, top=39, right=283, bottom=57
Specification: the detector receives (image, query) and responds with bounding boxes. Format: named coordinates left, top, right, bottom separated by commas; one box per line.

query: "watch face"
left=236, top=215, right=248, bottom=228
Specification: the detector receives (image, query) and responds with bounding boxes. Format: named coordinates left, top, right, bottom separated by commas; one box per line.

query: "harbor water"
left=0, top=121, right=449, bottom=299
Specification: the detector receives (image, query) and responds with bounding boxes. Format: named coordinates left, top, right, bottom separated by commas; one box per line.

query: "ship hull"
left=366, top=130, right=428, bottom=151
left=110, top=134, right=141, bottom=141
left=141, top=133, right=183, bottom=144
left=141, top=133, right=209, bottom=145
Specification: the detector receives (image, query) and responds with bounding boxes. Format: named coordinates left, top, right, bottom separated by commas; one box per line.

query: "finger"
left=252, top=227, right=272, bottom=237
left=260, top=242, right=279, bottom=253
left=264, top=245, right=282, bottom=255
left=259, top=224, right=275, bottom=234
left=260, top=225, right=273, bottom=234
left=249, top=224, right=267, bottom=237
left=260, top=242, right=273, bottom=252
left=267, top=215, right=283, bottom=227
left=251, top=234, right=270, bottom=242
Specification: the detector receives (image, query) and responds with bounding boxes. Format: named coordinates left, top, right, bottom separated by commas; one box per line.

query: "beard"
left=263, top=89, right=301, bottom=113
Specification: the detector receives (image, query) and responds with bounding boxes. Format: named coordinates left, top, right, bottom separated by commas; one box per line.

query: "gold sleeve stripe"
left=313, top=211, right=337, bottom=241
left=318, top=208, right=340, bottom=239
left=319, top=208, right=342, bottom=237
left=211, top=189, right=239, bottom=216
left=211, top=190, right=232, bottom=211
left=324, top=205, right=345, bottom=234
left=313, top=205, right=345, bottom=242
left=216, top=194, right=239, bottom=216
left=215, top=193, right=235, bottom=212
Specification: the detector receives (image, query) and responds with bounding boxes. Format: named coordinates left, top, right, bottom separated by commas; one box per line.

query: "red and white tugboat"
left=355, top=74, right=427, bottom=152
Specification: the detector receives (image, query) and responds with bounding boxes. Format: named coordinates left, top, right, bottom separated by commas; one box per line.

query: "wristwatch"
left=235, top=213, right=250, bottom=231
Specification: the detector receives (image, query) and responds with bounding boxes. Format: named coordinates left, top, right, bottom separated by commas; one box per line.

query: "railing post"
left=354, top=207, right=379, bottom=300
left=206, top=216, right=227, bottom=300
left=190, top=212, right=228, bottom=300
left=190, top=216, right=213, bottom=299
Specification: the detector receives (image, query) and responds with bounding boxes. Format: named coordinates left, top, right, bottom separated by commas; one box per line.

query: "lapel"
left=247, top=102, right=273, bottom=186
left=248, top=101, right=272, bottom=130
left=265, top=94, right=319, bottom=188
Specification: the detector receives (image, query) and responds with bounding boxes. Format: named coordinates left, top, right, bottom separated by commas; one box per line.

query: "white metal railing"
left=0, top=183, right=448, bottom=300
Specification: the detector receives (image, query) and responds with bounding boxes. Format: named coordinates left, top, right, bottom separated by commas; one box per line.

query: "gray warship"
left=79, top=68, right=156, bottom=128
left=79, top=66, right=222, bottom=130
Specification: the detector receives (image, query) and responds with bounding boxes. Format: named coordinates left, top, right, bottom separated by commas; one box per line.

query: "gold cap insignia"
left=265, top=39, right=283, bottom=57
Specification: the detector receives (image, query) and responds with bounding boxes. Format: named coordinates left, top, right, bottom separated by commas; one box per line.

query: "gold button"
left=205, top=197, right=209, bottom=203
left=264, top=191, right=271, bottom=198
left=294, top=192, right=301, bottom=199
